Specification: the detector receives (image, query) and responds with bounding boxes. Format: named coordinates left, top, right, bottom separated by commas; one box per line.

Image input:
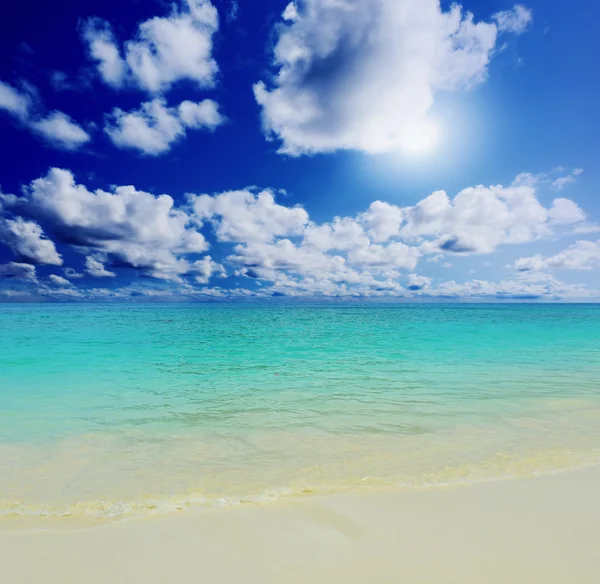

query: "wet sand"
left=2, top=467, right=599, bottom=583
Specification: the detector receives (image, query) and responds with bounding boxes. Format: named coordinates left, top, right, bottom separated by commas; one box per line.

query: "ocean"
left=1, top=303, right=599, bottom=523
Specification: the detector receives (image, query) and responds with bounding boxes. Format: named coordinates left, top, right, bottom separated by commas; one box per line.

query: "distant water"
left=1, top=304, right=600, bottom=524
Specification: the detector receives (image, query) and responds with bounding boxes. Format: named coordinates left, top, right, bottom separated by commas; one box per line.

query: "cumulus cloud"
left=492, top=5, right=533, bottom=34
left=1, top=168, right=594, bottom=300
left=177, top=99, right=223, bottom=129
left=428, top=275, right=593, bottom=300
left=515, top=240, right=600, bottom=272
left=190, top=189, right=309, bottom=243
left=407, top=273, right=432, bottom=291
left=3, top=168, right=209, bottom=281
left=189, top=255, right=225, bottom=284
left=0, top=80, right=90, bottom=149
left=82, top=0, right=219, bottom=93
left=0, top=216, right=62, bottom=265
left=105, top=98, right=223, bottom=155
left=548, top=198, right=586, bottom=225
left=0, top=262, right=37, bottom=281
left=254, top=0, right=530, bottom=155
left=400, top=183, right=585, bottom=255
left=186, top=172, right=588, bottom=297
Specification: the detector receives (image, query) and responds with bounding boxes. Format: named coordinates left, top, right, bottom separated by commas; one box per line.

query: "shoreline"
left=2, top=465, right=599, bottom=583
left=2, top=454, right=600, bottom=530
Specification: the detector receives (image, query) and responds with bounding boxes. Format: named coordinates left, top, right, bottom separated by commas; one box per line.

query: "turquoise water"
left=1, top=304, right=600, bottom=523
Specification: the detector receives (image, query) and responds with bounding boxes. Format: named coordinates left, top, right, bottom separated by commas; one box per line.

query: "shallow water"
left=1, top=303, right=599, bottom=523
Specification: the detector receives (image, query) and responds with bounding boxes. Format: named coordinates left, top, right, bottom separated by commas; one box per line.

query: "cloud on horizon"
left=1, top=167, right=597, bottom=301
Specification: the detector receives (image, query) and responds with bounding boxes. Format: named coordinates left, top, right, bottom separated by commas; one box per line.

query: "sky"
left=0, top=0, right=599, bottom=302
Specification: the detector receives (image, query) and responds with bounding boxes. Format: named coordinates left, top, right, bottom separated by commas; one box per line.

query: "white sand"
left=2, top=467, right=599, bottom=583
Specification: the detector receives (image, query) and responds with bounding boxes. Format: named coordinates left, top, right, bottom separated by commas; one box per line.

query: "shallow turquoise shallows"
left=1, top=303, right=600, bottom=522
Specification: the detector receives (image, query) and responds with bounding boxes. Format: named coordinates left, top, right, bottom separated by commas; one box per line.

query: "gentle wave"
left=2, top=450, right=599, bottom=523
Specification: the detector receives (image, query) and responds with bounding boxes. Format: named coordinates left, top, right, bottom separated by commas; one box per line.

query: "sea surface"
left=1, top=303, right=599, bottom=525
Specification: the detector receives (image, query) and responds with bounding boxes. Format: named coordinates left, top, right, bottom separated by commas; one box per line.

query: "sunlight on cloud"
left=255, top=0, right=532, bottom=157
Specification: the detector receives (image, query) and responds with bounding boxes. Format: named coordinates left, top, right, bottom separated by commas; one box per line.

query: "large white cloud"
left=400, top=183, right=585, bottom=254
left=187, top=173, right=588, bottom=296
left=515, top=240, right=600, bottom=272
left=105, top=98, right=223, bottom=155
left=1, top=169, right=594, bottom=300
left=82, top=0, right=219, bottom=93
left=0, top=80, right=90, bottom=150
left=254, top=0, right=531, bottom=155
left=3, top=168, right=209, bottom=281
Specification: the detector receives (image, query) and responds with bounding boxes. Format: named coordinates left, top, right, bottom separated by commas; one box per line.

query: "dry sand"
left=2, top=467, right=599, bottom=583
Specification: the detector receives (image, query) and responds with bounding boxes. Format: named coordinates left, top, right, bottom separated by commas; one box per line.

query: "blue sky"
left=0, top=0, right=599, bottom=301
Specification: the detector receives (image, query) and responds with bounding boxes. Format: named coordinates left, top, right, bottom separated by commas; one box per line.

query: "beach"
left=2, top=304, right=599, bottom=581
left=2, top=466, right=599, bottom=583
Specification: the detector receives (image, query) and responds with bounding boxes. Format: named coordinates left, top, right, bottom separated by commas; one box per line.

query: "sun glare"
left=399, top=119, right=441, bottom=155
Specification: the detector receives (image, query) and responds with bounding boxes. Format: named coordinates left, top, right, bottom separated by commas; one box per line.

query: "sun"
left=398, top=119, right=441, bottom=155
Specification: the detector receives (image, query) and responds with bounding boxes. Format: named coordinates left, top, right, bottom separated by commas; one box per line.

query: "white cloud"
left=85, top=256, right=117, bottom=278
left=4, top=168, right=209, bottom=281
left=0, top=80, right=31, bottom=119
left=347, top=241, right=419, bottom=270
left=399, top=183, right=586, bottom=254
left=359, top=201, right=405, bottom=243
left=81, top=19, right=128, bottom=88
left=515, top=240, right=600, bottom=272
left=254, top=0, right=530, bottom=155
left=190, top=171, right=590, bottom=297
left=82, top=0, right=219, bottom=93
left=190, top=189, right=309, bottom=243
left=0, top=262, right=37, bottom=281
left=189, top=255, right=225, bottom=284
left=492, top=5, right=533, bottom=34
left=178, top=99, right=223, bottom=129
left=513, top=167, right=583, bottom=191
left=48, top=274, right=71, bottom=286
left=0, top=216, right=62, bottom=265
left=105, top=98, right=223, bottom=155
left=2, top=168, right=595, bottom=300
left=428, top=275, right=593, bottom=300
left=548, top=198, right=586, bottom=225
left=30, top=111, right=91, bottom=150
left=0, top=79, right=90, bottom=150
left=303, top=217, right=368, bottom=252
left=105, top=99, right=184, bottom=155
left=551, top=168, right=583, bottom=190
left=407, top=273, right=432, bottom=291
